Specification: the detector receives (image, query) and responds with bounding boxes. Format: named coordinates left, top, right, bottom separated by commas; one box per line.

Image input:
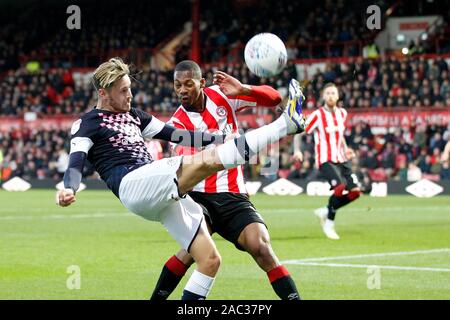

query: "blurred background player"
left=150, top=60, right=300, bottom=300
left=294, top=83, right=361, bottom=240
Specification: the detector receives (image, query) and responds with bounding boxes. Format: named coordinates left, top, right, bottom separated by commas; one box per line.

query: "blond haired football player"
left=56, top=57, right=306, bottom=299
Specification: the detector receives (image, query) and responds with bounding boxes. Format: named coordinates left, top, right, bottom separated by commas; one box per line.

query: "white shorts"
left=118, top=156, right=204, bottom=251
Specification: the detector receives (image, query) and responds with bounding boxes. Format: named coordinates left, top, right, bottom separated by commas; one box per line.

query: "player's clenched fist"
left=56, top=189, right=76, bottom=207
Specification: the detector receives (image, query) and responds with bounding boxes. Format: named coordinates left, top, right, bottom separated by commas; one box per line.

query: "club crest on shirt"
left=216, top=106, right=228, bottom=118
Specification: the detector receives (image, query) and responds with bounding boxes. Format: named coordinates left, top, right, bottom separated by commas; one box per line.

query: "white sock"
left=325, top=219, right=335, bottom=229
left=243, top=116, right=287, bottom=153
left=217, top=116, right=288, bottom=169
left=184, top=269, right=215, bottom=298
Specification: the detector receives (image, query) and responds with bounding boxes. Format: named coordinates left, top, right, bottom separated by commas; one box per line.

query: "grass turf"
left=0, top=190, right=449, bottom=300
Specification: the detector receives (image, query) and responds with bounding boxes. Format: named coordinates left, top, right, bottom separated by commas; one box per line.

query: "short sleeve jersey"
left=69, top=107, right=165, bottom=196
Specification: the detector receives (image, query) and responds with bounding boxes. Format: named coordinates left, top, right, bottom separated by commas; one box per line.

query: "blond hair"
left=323, top=82, right=338, bottom=90
left=92, top=57, right=130, bottom=90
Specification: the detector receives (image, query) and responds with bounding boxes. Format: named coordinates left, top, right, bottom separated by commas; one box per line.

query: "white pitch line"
left=283, top=248, right=450, bottom=263
left=0, top=212, right=131, bottom=220
left=262, top=206, right=450, bottom=213
left=285, top=261, right=450, bottom=273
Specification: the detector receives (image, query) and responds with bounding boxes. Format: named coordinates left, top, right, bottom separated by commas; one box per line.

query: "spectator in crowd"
left=441, top=161, right=450, bottom=180
left=380, top=142, right=396, bottom=177
left=407, top=163, right=422, bottom=181
left=395, top=162, right=408, bottom=181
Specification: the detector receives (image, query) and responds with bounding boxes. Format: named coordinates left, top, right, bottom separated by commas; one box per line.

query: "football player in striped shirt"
left=295, top=83, right=361, bottom=240
left=150, top=60, right=301, bottom=300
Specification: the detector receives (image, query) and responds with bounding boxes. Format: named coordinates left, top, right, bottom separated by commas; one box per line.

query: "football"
left=244, top=33, right=288, bottom=77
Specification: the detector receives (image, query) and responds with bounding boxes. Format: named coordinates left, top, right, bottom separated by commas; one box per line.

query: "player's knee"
left=193, top=157, right=221, bottom=177
left=348, top=189, right=361, bottom=201
left=201, top=147, right=222, bottom=169
left=199, top=250, right=221, bottom=273
left=207, top=251, right=221, bottom=273
left=333, top=183, right=346, bottom=197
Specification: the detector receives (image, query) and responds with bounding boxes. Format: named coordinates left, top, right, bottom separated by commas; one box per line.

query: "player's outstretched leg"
left=150, top=232, right=219, bottom=301
left=151, top=220, right=214, bottom=300
left=151, top=222, right=302, bottom=300
left=180, top=220, right=220, bottom=300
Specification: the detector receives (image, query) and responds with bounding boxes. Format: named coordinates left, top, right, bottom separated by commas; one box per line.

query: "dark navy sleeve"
left=63, top=116, right=96, bottom=193
left=63, top=152, right=86, bottom=193
left=133, top=108, right=155, bottom=132
left=137, top=111, right=225, bottom=147
left=153, top=124, right=226, bottom=147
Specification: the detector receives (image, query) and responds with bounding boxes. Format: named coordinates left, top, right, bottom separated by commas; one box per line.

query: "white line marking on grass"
left=0, top=213, right=131, bottom=220
left=283, top=248, right=450, bottom=263
left=282, top=248, right=450, bottom=272
left=285, top=262, right=450, bottom=272
left=262, top=206, right=450, bottom=213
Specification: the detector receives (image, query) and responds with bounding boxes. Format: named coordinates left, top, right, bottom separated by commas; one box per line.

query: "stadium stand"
left=0, top=0, right=190, bottom=71
left=2, top=55, right=449, bottom=115
left=1, top=0, right=450, bottom=184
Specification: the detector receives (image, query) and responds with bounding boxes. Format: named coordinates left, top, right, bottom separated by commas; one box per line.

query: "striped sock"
left=150, top=255, right=188, bottom=300
left=267, top=265, right=301, bottom=300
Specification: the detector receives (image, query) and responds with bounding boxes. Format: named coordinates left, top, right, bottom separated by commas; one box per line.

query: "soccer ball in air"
left=244, top=33, right=288, bottom=77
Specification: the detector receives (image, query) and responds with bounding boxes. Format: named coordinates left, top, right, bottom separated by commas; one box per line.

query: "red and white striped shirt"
left=168, top=84, right=280, bottom=193
left=305, top=106, right=348, bottom=167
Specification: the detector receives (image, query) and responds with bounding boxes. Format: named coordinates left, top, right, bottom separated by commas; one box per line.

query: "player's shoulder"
left=169, top=106, right=189, bottom=127
left=171, top=105, right=188, bottom=120
left=79, top=107, right=100, bottom=120
left=309, top=108, right=321, bottom=117
left=338, top=106, right=348, bottom=116
left=205, top=85, right=222, bottom=94
left=73, top=108, right=100, bottom=127
left=204, top=85, right=230, bottom=100
left=130, top=107, right=151, bottom=118
left=70, top=108, right=101, bottom=135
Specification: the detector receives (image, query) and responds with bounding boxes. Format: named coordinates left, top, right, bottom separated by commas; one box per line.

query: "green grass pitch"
left=1, top=190, right=449, bottom=300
